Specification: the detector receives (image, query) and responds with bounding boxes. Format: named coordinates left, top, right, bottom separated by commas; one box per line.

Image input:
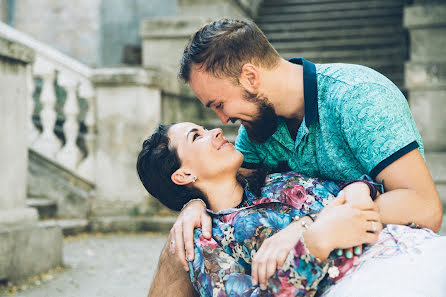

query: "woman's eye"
left=216, top=103, right=223, bottom=109
left=193, top=133, right=199, bottom=141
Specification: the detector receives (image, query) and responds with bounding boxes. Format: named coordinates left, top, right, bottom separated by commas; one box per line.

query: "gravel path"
left=0, top=233, right=168, bottom=297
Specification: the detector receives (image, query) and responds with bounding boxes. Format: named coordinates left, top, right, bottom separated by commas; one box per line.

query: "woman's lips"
left=218, top=140, right=230, bottom=150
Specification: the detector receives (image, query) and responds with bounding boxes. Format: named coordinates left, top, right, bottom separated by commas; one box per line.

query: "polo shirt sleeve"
left=235, top=125, right=262, bottom=169
left=340, top=82, right=422, bottom=180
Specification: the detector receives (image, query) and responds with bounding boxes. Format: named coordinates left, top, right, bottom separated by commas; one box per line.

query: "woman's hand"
left=169, top=200, right=212, bottom=271
left=251, top=216, right=313, bottom=290
left=304, top=192, right=383, bottom=260
left=341, top=182, right=381, bottom=258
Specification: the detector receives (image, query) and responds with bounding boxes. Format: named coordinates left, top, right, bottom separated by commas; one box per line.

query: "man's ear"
left=171, top=168, right=194, bottom=186
left=239, top=63, right=260, bottom=93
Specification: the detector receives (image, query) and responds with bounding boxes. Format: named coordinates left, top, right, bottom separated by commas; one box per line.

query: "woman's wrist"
left=302, top=222, right=331, bottom=261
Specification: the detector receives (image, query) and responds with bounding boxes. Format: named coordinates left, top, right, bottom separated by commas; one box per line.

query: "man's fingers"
left=201, top=211, right=212, bottom=239
left=183, top=221, right=195, bottom=263
left=174, top=224, right=189, bottom=270
left=168, top=229, right=176, bottom=254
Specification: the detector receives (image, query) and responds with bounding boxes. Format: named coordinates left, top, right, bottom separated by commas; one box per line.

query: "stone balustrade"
left=0, top=31, right=62, bottom=282
left=0, top=22, right=96, bottom=181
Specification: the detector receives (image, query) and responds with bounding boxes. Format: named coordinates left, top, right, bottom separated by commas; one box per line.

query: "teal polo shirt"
left=235, top=58, right=424, bottom=182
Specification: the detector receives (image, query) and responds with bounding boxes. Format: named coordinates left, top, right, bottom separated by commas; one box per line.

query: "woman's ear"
left=239, top=63, right=260, bottom=93
left=171, top=168, right=194, bottom=186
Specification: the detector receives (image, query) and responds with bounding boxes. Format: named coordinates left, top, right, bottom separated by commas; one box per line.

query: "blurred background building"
left=0, top=0, right=445, bottom=282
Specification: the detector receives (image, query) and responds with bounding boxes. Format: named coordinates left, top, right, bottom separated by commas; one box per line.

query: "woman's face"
left=168, top=122, right=244, bottom=182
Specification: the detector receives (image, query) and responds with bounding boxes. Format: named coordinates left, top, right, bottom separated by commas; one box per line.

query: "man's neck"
left=265, top=59, right=305, bottom=121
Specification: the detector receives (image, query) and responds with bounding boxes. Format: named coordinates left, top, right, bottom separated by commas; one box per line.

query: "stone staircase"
left=257, top=0, right=408, bottom=90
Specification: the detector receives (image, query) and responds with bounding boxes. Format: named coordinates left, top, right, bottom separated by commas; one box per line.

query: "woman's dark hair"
left=137, top=125, right=291, bottom=211
left=136, top=124, right=206, bottom=211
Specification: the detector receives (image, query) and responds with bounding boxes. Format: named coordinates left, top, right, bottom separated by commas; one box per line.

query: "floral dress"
left=187, top=172, right=444, bottom=297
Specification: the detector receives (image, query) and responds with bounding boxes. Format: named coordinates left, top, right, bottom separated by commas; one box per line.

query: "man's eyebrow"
left=186, top=128, right=199, bottom=140
left=205, top=100, right=215, bottom=108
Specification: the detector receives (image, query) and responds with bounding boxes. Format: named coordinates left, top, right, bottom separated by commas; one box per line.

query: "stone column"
left=141, top=17, right=211, bottom=75
left=91, top=68, right=161, bottom=216
left=0, top=36, right=62, bottom=282
left=404, top=2, right=446, bottom=206
left=0, top=37, right=36, bottom=225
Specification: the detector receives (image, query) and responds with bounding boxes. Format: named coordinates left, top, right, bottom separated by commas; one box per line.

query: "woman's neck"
left=200, top=175, right=244, bottom=212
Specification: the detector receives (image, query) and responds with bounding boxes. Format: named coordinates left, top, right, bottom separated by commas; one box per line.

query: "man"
left=147, top=19, right=442, bottom=296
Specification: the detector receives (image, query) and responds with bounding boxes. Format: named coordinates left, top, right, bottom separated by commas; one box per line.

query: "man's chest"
left=258, top=124, right=366, bottom=181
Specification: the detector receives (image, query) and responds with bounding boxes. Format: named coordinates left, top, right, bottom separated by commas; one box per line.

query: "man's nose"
left=216, top=111, right=230, bottom=124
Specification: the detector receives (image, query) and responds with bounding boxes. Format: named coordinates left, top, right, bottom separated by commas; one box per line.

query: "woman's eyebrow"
left=186, top=128, right=199, bottom=140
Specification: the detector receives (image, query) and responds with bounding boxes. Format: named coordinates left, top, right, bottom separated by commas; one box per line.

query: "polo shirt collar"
left=288, top=58, right=319, bottom=127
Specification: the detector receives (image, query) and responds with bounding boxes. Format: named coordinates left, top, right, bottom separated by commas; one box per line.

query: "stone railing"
left=0, top=22, right=96, bottom=181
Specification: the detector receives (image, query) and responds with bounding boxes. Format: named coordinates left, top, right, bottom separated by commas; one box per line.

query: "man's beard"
left=242, top=90, right=278, bottom=144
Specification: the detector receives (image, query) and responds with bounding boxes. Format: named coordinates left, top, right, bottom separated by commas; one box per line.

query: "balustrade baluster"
left=31, top=64, right=61, bottom=159
left=56, top=74, right=81, bottom=170
left=27, top=65, right=39, bottom=145
left=77, top=82, right=96, bottom=181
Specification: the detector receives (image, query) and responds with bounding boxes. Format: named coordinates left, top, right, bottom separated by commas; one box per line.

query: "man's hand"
left=251, top=216, right=312, bottom=290
left=169, top=200, right=212, bottom=271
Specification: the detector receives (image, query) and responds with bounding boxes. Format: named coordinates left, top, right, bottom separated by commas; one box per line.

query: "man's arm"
left=339, top=82, right=442, bottom=233
left=375, top=149, right=443, bottom=232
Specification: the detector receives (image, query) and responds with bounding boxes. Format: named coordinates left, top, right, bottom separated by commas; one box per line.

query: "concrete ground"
left=0, top=233, right=168, bottom=297
left=1, top=216, right=445, bottom=297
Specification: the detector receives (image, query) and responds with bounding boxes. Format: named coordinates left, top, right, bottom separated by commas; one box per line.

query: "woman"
left=137, top=123, right=446, bottom=297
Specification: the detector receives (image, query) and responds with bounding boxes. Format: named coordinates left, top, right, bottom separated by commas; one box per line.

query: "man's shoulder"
left=316, top=63, right=397, bottom=91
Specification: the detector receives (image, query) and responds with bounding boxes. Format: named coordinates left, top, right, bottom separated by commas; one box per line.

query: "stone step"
left=39, top=219, right=89, bottom=236
left=271, top=35, right=406, bottom=52
left=259, top=16, right=401, bottom=32
left=26, top=197, right=57, bottom=219
left=266, top=26, right=405, bottom=42
left=89, top=216, right=176, bottom=234
left=279, top=45, right=406, bottom=61
left=262, top=0, right=381, bottom=6
left=258, top=6, right=402, bottom=23
left=260, top=0, right=404, bottom=15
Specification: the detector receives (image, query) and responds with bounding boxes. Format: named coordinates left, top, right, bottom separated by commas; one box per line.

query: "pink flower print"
left=279, top=184, right=307, bottom=210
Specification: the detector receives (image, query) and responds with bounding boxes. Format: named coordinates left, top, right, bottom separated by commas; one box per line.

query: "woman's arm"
left=189, top=227, right=329, bottom=297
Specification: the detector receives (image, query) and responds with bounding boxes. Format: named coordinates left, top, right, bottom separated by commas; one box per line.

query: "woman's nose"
left=211, top=128, right=223, bottom=139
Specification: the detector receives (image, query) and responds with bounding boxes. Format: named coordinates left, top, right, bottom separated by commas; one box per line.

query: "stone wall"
left=10, top=0, right=177, bottom=67
left=404, top=1, right=446, bottom=205
left=13, top=0, right=102, bottom=66
left=99, top=0, right=176, bottom=66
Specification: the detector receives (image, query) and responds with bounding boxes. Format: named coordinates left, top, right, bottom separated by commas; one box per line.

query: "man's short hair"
left=179, top=18, right=281, bottom=82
